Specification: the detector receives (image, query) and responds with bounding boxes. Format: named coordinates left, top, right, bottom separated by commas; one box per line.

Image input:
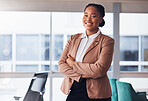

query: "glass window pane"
left=41, top=35, right=50, bottom=61
left=0, top=64, right=12, bottom=72
left=120, top=13, right=148, bottom=35
left=0, top=35, right=12, bottom=61
left=53, top=34, right=63, bottom=61
left=141, top=36, right=148, bottom=61
left=141, top=65, right=148, bottom=72
left=67, top=35, right=71, bottom=41
left=41, top=65, right=50, bottom=71
left=120, top=65, right=138, bottom=71
left=16, top=65, right=38, bottom=72
left=16, top=35, right=39, bottom=61
left=0, top=12, right=50, bottom=34
left=52, top=12, right=84, bottom=35
left=53, top=65, right=58, bottom=72
left=53, top=78, right=67, bottom=101
left=120, top=36, right=138, bottom=61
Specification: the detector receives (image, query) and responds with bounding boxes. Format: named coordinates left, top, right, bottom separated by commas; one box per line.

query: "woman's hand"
left=66, top=55, right=91, bottom=79
left=66, top=55, right=75, bottom=67
left=82, top=75, right=91, bottom=79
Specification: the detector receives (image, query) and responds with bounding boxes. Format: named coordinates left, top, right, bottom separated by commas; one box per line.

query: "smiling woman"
left=58, top=3, right=114, bottom=101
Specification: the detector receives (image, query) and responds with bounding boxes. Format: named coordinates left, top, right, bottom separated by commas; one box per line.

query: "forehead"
left=84, top=6, right=99, bottom=14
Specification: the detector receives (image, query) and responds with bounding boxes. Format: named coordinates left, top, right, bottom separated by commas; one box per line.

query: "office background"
left=0, top=0, right=148, bottom=101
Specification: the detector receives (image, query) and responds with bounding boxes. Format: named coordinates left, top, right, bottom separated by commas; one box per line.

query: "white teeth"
left=86, top=23, right=92, bottom=25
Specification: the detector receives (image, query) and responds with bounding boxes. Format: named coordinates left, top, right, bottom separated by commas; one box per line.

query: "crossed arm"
left=58, top=35, right=114, bottom=82
left=66, top=55, right=89, bottom=79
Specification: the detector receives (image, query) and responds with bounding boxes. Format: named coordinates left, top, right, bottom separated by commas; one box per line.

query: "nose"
left=86, top=16, right=91, bottom=21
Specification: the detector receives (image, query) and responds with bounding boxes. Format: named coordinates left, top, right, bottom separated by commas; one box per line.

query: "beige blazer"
left=58, top=32, right=114, bottom=99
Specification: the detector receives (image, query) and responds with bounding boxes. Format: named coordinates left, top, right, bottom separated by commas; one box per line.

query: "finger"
left=68, top=54, right=71, bottom=58
left=68, top=55, right=75, bottom=60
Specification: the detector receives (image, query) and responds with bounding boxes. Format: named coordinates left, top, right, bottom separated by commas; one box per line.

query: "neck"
left=86, top=28, right=99, bottom=36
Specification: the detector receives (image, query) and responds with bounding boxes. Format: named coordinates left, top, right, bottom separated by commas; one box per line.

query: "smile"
left=85, top=22, right=93, bottom=25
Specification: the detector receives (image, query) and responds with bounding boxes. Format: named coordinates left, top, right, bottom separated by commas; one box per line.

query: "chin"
left=86, top=28, right=99, bottom=33
left=85, top=27, right=93, bottom=30
left=85, top=28, right=94, bottom=31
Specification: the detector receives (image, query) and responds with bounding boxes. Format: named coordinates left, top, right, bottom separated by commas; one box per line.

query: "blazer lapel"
left=73, top=36, right=82, bottom=59
left=83, top=33, right=102, bottom=59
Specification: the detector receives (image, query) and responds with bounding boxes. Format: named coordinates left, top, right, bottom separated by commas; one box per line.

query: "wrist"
left=72, top=61, right=76, bottom=66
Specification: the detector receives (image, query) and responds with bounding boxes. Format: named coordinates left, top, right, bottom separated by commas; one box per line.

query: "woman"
left=58, top=3, right=114, bottom=101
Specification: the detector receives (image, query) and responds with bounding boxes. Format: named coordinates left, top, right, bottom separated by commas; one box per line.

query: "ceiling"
left=0, top=0, right=148, bottom=13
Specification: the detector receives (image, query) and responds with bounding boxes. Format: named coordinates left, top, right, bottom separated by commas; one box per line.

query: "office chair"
left=116, top=81, right=148, bottom=101
left=109, top=78, right=118, bottom=101
left=14, top=72, right=48, bottom=101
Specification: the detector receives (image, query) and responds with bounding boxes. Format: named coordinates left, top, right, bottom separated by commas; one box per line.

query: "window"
left=0, top=11, right=50, bottom=72
left=141, top=36, right=148, bottom=71
left=1, top=10, right=148, bottom=101
left=0, top=11, right=114, bottom=101
left=0, top=35, right=12, bottom=61
left=16, top=35, right=39, bottom=61
left=120, top=65, right=138, bottom=71
left=120, top=36, right=138, bottom=61
left=41, top=35, right=50, bottom=61
left=142, top=36, right=148, bottom=61
left=120, top=13, right=148, bottom=72
left=0, top=11, right=50, bottom=101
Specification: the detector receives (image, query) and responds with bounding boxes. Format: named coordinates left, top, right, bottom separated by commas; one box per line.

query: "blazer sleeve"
left=58, top=35, right=81, bottom=82
left=73, top=37, right=114, bottom=79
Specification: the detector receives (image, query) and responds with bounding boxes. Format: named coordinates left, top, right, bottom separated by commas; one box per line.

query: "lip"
left=85, top=22, right=93, bottom=24
left=85, top=22, right=93, bottom=27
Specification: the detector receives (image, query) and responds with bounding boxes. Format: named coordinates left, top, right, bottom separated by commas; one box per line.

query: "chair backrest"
left=23, top=72, right=48, bottom=101
left=109, top=78, right=118, bottom=101
left=116, top=81, right=148, bottom=101
left=116, top=81, right=133, bottom=101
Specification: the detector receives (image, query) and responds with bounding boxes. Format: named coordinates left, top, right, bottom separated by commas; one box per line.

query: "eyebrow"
left=84, top=12, right=97, bottom=15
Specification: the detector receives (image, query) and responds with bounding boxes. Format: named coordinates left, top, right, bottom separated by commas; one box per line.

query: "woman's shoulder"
left=101, top=33, right=114, bottom=41
left=100, top=33, right=114, bottom=44
left=70, top=33, right=83, bottom=40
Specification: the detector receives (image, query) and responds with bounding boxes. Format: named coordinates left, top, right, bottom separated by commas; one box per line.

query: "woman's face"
left=83, top=6, right=103, bottom=33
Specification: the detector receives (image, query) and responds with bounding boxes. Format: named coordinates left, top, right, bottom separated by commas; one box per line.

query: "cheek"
left=94, top=19, right=100, bottom=26
left=99, top=18, right=103, bottom=24
left=82, top=17, right=85, bottom=22
left=94, top=17, right=102, bottom=26
left=82, top=18, right=86, bottom=25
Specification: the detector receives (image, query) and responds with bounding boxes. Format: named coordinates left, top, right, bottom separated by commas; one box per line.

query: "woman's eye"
left=92, top=15, right=96, bottom=18
left=84, top=15, right=88, bottom=17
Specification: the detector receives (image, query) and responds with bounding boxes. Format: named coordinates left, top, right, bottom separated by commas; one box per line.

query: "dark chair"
left=14, top=72, right=48, bottom=101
